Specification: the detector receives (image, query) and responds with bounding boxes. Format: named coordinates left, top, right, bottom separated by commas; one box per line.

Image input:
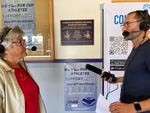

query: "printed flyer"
left=64, top=63, right=97, bottom=111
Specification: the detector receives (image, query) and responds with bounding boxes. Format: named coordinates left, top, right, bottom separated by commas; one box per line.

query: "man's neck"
left=132, top=35, right=149, bottom=48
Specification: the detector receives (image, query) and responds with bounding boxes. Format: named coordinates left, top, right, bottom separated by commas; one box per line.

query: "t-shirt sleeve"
left=145, top=46, right=150, bottom=72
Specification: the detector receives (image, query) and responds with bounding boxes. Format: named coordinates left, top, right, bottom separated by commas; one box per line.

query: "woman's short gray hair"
left=0, top=26, right=24, bottom=48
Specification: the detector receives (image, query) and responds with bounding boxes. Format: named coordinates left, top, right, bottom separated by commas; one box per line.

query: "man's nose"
left=122, top=25, right=127, bottom=32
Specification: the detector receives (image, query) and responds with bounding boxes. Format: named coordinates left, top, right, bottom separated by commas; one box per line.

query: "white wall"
left=27, top=0, right=112, bottom=113
left=54, top=0, right=111, bottom=59
left=27, top=62, right=102, bottom=113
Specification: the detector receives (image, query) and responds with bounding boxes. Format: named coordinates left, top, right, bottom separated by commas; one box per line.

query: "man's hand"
left=109, top=101, right=136, bottom=113
left=102, top=71, right=117, bottom=83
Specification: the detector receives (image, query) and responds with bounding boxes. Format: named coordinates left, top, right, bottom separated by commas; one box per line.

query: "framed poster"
left=61, top=20, right=94, bottom=45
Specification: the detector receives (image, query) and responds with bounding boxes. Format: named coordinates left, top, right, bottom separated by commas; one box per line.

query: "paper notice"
left=96, top=94, right=110, bottom=113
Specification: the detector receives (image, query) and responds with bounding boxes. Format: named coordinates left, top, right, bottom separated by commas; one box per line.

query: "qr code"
left=109, top=36, right=128, bottom=55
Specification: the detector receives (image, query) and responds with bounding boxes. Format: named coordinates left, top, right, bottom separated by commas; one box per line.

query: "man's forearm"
left=116, top=76, right=124, bottom=83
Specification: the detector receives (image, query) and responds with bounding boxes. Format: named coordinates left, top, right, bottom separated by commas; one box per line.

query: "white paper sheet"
left=96, top=94, right=110, bottom=113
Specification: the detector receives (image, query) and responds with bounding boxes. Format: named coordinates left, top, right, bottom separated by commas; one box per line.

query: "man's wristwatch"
left=133, top=101, right=142, bottom=113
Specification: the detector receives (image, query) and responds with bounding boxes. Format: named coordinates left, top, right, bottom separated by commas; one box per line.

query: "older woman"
left=0, top=26, right=46, bottom=113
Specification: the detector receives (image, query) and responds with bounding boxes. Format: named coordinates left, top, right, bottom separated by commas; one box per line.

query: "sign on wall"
left=64, top=63, right=97, bottom=111
left=61, top=20, right=94, bottom=45
left=1, top=0, right=39, bottom=56
left=1, top=0, right=35, bottom=36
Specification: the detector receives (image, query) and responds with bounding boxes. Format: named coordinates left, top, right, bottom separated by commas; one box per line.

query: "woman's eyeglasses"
left=12, top=39, right=26, bottom=46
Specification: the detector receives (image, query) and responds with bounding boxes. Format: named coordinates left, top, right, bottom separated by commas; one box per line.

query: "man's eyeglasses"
left=121, top=20, right=142, bottom=27
left=12, top=39, right=26, bottom=46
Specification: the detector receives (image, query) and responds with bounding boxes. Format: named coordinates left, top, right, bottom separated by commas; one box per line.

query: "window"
left=0, top=0, right=54, bottom=61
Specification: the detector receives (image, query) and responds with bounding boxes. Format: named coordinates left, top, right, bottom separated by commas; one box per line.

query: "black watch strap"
left=133, top=101, right=142, bottom=113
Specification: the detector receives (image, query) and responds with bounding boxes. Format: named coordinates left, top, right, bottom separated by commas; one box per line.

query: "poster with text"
left=1, top=0, right=35, bottom=44
left=61, top=20, right=94, bottom=45
left=64, top=63, right=97, bottom=111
